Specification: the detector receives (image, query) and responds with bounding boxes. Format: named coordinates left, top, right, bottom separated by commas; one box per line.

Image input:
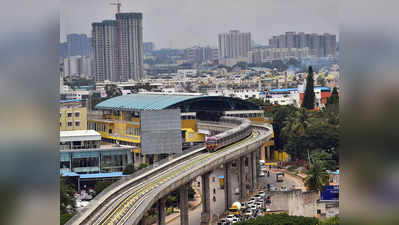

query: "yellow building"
left=60, top=104, right=87, bottom=131
left=88, top=94, right=265, bottom=157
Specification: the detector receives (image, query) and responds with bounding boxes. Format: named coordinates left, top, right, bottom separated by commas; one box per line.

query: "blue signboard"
left=320, top=185, right=339, bottom=201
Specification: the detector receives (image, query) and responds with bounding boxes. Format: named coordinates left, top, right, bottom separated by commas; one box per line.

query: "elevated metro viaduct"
left=88, top=94, right=272, bottom=167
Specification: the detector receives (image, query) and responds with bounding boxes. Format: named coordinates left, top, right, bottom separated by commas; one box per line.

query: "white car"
left=251, top=205, right=257, bottom=212
left=254, top=194, right=262, bottom=201
left=219, top=218, right=228, bottom=224
left=232, top=218, right=240, bottom=224
left=280, top=186, right=288, bottom=191
left=258, top=191, right=266, bottom=198
left=245, top=209, right=253, bottom=217
left=226, top=214, right=236, bottom=222
left=259, top=172, right=265, bottom=177
left=256, top=202, right=262, bottom=209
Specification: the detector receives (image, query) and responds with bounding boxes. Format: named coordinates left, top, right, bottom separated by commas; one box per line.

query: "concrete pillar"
left=252, top=151, right=257, bottom=190
left=247, top=154, right=253, bottom=193
left=239, top=156, right=247, bottom=201
left=157, top=197, right=166, bottom=225
left=200, top=173, right=211, bottom=225
left=224, top=162, right=232, bottom=211
left=260, top=144, right=266, bottom=161
left=179, top=183, right=189, bottom=225
left=267, top=145, right=271, bottom=160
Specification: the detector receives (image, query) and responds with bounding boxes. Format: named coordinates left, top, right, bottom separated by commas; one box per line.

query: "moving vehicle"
left=244, top=209, right=253, bottom=217
left=226, top=214, right=236, bottom=222
left=205, top=117, right=252, bottom=152
left=228, top=202, right=242, bottom=216
left=219, top=218, right=228, bottom=225
left=232, top=218, right=240, bottom=224
left=276, top=172, right=284, bottom=182
left=254, top=194, right=262, bottom=201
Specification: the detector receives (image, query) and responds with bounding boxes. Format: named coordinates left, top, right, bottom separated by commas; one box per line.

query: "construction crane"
left=110, top=0, right=123, bottom=82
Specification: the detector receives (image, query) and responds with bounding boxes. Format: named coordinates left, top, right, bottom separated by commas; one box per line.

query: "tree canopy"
left=302, top=66, right=315, bottom=109
left=236, top=213, right=318, bottom=225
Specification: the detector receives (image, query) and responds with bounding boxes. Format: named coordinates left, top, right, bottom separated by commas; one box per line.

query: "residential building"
left=60, top=100, right=88, bottom=131
left=63, top=55, right=93, bottom=77
left=184, top=46, right=219, bottom=64
left=267, top=32, right=337, bottom=57
left=92, top=13, right=144, bottom=82
left=218, top=30, right=251, bottom=64
left=144, top=42, right=155, bottom=53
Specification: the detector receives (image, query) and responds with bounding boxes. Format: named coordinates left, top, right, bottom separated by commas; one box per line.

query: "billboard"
left=140, top=109, right=182, bottom=155
left=320, top=185, right=339, bottom=201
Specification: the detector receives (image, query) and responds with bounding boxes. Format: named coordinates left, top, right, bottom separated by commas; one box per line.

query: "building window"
left=67, top=112, right=72, bottom=117
left=75, top=121, right=80, bottom=126
left=68, top=122, right=73, bottom=127
left=75, top=112, right=80, bottom=117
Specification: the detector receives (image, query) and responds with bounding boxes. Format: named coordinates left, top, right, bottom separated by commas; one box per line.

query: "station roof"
left=61, top=171, right=125, bottom=179
left=96, top=94, right=260, bottom=112
left=96, top=94, right=204, bottom=110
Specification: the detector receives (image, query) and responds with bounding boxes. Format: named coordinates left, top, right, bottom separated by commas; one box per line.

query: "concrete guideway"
left=70, top=123, right=272, bottom=225
left=122, top=126, right=270, bottom=225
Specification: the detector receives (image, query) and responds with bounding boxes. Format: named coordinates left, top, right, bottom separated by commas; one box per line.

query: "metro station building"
left=87, top=93, right=270, bottom=165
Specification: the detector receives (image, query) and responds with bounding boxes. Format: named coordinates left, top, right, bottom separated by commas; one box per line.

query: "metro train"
left=205, top=117, right=252, bottom=152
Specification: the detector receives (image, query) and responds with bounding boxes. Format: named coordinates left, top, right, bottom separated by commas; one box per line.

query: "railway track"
left=70, top=123, right=272, bottom=225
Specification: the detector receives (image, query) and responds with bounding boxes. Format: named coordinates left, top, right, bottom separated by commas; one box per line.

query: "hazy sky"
left=61, top=0, right=338, bottom=49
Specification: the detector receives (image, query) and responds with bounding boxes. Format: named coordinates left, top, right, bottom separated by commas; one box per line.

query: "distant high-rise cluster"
left=218, top=30, right=251, bottom=65
left=92, top=12, right=144, bottom=82
left=63, top=56, right=93, bottom=77
left=60, top=33, right=92, bottom=59
left=184, top=46, right=219, bottom=64
left=268, top=32, right=337, bottom=57
left=143, top=42, right=155, bottom=53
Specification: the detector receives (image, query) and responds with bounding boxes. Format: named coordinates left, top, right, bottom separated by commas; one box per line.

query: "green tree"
left=123, top=163, right=135, bottom=175
left=138, top=163, right=148, bottom=169
left=271, top=105, right=297, bottom=150
left=302, top=66, right=315, bottom=109
left=304, top=160, right=330, bottom=192
left=320, top=215, right=339, bottom=225
left=94, top=180, right=114, bottom=196
left=236, top=213, right=318, bottom=225
left=60, top=178, right=76, bottom=224
left=326, top=87, right=339, bottom=106
left=60, top=178, right=75, bottom=214
left=104, top=84, right=122, bottom=98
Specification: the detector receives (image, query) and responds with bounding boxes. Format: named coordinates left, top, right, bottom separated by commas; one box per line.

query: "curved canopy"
left=96, top=94, right=259, bottom=112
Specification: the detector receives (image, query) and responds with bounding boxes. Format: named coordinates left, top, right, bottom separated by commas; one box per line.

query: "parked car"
left=259, top=172, right=265, bottom=177
left=280, top=186, right=288, bottom=191
left=244, top=209, right=253, bottom=217
left=219, top=218, right=228, bottom=225
left=232, top=218, right=240, bottom=224
left=254, top=194, right=262, bottom=201
left=226, top=214, right=236, bottom=222
left=258, top=191, right=266, bottom=198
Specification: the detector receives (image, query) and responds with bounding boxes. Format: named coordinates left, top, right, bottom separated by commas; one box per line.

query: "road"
left=168, top=166, right=303, bottom=225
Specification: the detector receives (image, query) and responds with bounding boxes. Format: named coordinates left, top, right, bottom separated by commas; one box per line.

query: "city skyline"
left=61, top=0, right=338, bottom=49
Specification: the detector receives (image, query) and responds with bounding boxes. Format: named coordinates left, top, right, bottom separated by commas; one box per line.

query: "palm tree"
left=304, top=160, right=330, bottom=193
